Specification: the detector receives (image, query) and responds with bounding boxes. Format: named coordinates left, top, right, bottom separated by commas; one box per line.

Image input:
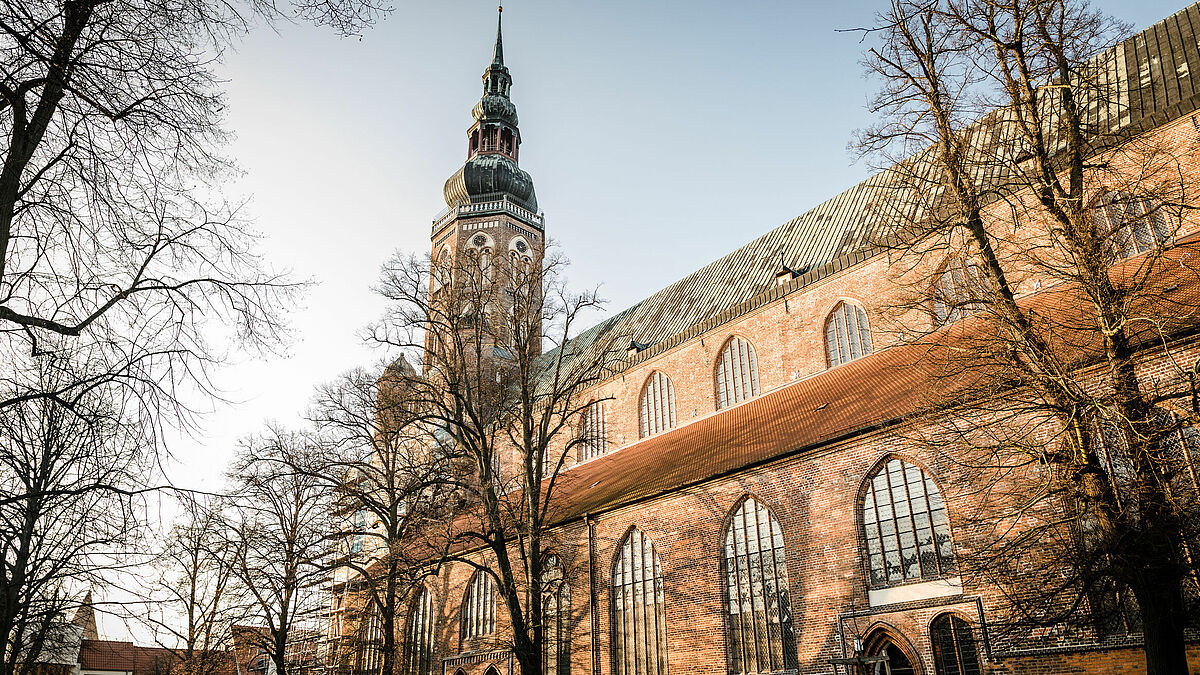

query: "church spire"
left=481, top=6, right=512, bottom=100
left=442, top=4, right=538, bottom=213
left=492, top=6, right=504, bottom=66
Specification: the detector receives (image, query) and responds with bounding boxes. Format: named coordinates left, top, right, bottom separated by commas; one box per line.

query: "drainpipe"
left=585, top=512, right=600, bottom=675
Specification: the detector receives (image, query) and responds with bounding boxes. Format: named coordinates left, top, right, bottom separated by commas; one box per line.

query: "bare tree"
left=0, top=358, right=154, bottom=675
left=856, top=1, right=1200, bottom=672
left=367, top=246, right=623, bottom=675
left=227, top=429, right=334, bottom=675
left=142, top=496, right=239, bottom=675
left=0, top=0, right=398, bottom=438
left=0, top=1, right=389, bottom=672
left=289, top=365, right=451, bottom=675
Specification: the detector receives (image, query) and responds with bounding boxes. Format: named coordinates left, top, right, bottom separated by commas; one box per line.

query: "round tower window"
left=473, top=234, right=487, bottom=247
left=515, top=240, right=528, bottom=253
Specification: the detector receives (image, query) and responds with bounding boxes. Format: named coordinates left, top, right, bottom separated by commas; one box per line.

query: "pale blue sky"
left=168, top=0, right=1187, bottom=544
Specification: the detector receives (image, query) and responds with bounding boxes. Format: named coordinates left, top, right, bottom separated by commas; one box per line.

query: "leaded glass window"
left=1093, top=192, right=1173, bottom=260
left=715, top=337, right=760, bottom=410
left=932, top=259, right=985, bottom=324
left=612, top=528, right=667, bottom=675
left=579, top=401, right=609, bottom=461
left=462, top=571, right=497, bottom=643
left=353, top=604, right=383, bottom=675
left=350, top=509, right=366, bottom=554
left=404, top=587, right=434, bottom=675
left=825, top=302, right=873, bottom=367
left=543, top=554, right=571, bottom=675
left=723, top=498, right=796, bottom=675
left=930, top=615, right=981, bottom=675
left=861, top=458, right=955, bottom=587
left=638, top=372, right=677, bottom=438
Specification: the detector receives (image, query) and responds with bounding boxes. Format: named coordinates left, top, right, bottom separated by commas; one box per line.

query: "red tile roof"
left=78, top=640, right=176, bottom=674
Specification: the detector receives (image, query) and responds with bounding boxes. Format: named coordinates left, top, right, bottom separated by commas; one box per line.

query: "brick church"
left=330, top=4, right=1200, bottom=675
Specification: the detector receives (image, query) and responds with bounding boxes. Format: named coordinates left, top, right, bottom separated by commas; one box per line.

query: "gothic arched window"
left=715, top=337, right=760, bottom=410
left=930, top=614, right=981, bottom=675
left=543, top=554, right=571, bottom=675
left=403, top=587, right=435, bottom=675
left=509, top=236, right=533, bottom=273
left=350, top=509, right=367, bottom=554
left=432, top=248, right=453, bottom=294
left=612, top=528, right=667, bottom=675
left=932, top=258, right=986, bottom=324
left=825, top=301, right=873, bottom=367
left=354, top=603, right=383, bottom=675
left=722, top=497, right=797, bottom=675
left=579, top=400, right=609, bottom=461
left=461, top=571, right=496, bottom=644
left=861, top=458, right=955, bottom=587
left=1093, top=192, right=1173, bottom=260
left=638, top=371, right=677, bottom=438
left=468, top=233, right=494, bottom=284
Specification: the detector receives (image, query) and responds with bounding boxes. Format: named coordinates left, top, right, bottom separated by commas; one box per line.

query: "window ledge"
left=868, top=576, right=962, bottom=607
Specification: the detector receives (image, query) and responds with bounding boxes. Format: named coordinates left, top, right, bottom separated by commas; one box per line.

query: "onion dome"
left=473, top=94, right=518, bottom=127
left=443, top=153, right=538, bottom=211
left=442, top=5, right=537, bottom=213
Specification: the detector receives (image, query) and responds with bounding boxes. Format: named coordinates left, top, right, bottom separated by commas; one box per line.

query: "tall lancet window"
left=723, top=497, right=796, bottom=675
left=638, top=371, right=677, bottom=438
left=468, top=234, right=494, bottom=285
left=612, top=528, right=668, bottom=675
left=825, top=301, right=872, bottom=367
left=461, top=570, right=497, bottom=645
left=543, top=554, right=571, bottom=675
left=579, top=400, right=609, bottom=461
left=715, top=336, right=760, bottom=410
left=638, top=369, right=676, bottom=439
left=1093, top=192, right=1173, bottom=260
left=404, top=587, right=435, bottom=675
left=861, top=458, right=956, bottom=587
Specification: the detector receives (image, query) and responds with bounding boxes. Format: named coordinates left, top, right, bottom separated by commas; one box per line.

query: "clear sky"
left=127, top=0, right=1189, bottom=638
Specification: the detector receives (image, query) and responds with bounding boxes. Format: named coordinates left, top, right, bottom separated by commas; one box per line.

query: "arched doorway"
left=863, top=627, right=920, bottom=675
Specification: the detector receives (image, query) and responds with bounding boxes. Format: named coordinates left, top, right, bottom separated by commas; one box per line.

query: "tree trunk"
left=511, top=635, right=540, bottom=675
left=1132, top=571, right=1189, bottom=675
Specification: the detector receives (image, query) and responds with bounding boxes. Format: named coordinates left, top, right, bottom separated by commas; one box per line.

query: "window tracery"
left=579, top=400, right=609, bottom=460
left=543, top=554, right=571, bottom=675
left=825, top=301, right=873, bottom=367
left=715, top=337, right=760, bottom=410
left=638, top=371, right=677, bottom=438
left=404, top=587, right=435, bottom=675
left=722, top=497, right=796, bottom=675
left=1093, top=192, right=1173, bottom=260
left=861, top=458, right=955, bottom=587
left=932, top=258, right=986, bottom=324
left=461, top=571, right=497, bottom=643
left=612, top=528, right=667, bottom=675
left=930, top=614, right=981, bottom=675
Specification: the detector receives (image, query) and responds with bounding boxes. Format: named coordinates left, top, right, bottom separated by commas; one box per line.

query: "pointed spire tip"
left=492, top=4, right=505, bottom=65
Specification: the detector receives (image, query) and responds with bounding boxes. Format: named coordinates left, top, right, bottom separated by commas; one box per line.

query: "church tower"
left=428, top=6, right=543, bottom=361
